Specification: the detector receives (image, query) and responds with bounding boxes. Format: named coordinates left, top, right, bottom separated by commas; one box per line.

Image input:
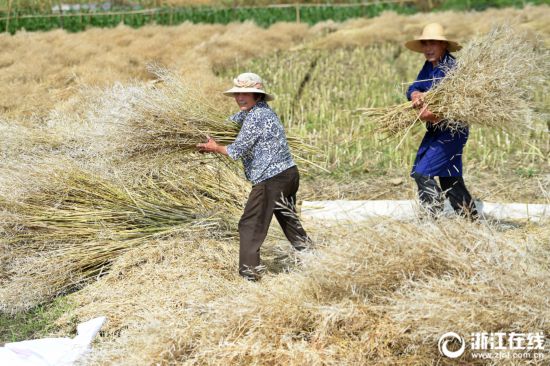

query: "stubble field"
left=1, top=5, right=549, bottom=365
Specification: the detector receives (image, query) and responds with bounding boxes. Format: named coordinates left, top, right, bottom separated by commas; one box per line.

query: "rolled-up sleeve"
left=226, top=114, right=265, bottom=160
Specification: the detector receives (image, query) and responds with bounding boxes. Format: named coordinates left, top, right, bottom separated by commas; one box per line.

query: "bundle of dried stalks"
left=361, top=25, right=549, bottom=135
left=109, top=65, right=315, bottom=166
left=0, top=159, right=248, bottom=312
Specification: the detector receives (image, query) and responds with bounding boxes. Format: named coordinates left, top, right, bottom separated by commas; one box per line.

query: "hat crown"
left=224, top=72, right=275, bottom=101
left=420, top=23, right=446, bottom=39
left=405, top=22, right=461, bottom=53
left=233, top=73, right=265, bottom=90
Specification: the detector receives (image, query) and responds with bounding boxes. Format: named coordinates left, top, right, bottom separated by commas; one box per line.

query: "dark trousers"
left=238, top=166, right=309, bottom=274
left=412, top=172, right=478, bottom=219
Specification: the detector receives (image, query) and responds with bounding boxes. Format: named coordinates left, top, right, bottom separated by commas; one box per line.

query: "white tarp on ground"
left=0, top=317, right=106, bottom=366
left=301, top=200, right=550, bottom=222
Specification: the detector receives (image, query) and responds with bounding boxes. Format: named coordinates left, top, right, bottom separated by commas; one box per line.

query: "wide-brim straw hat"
left=405, top=23, right=462, bottom=53
left=223, top=72, right=275, bottom=101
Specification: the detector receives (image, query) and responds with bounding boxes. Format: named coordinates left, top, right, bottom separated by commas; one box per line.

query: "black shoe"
left=241, top=273, right=259, bottom=282
left=239, top=265, right=265, bottom=281
left=292, top=237, right=315, bottom=251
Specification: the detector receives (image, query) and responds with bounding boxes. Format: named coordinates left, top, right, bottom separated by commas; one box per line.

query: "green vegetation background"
left=1, top=0, right=549, bottom=34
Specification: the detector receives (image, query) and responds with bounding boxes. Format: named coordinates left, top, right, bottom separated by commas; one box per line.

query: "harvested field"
left=56, top=219, right=550, bottom=365
left=1, top=4, right=549, bottom=365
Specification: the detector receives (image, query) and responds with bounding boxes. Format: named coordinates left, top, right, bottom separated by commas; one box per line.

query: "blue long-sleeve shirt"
left=407, top=52, right=469, bottom=177
left=406, top=52, right=455, bottom=101
left=226, top=101, right=295, bottom=185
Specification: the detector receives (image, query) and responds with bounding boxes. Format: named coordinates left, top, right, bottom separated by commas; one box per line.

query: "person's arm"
left=415, top=71, right=443, bottom=123
left=197, top=136, right=228, bottom=155
left=225, top=113, right=265, bottom=160
left=407, top=62, right=432, bottom=111
left=230, top=111, right=246, bottom=126
left=406, top=64, right=428, bottom=101
left=197, top=113, right=265, bottom=159
left=411, top=91, right=424, bottom=108
left=418, top=105, right=442, bottom=124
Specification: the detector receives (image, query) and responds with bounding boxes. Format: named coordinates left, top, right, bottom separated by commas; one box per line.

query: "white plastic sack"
left=0, top=316, right=106, bottom=366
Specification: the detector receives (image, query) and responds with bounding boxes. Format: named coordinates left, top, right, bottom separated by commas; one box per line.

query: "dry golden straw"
left=0, top=7, right=548, bottom=363
left=60, top=218, right=549, bottom=365
left=0, top=160, right=248, bottom=312
left=109, top=65, right=315, bottom=166
left=361, top=25, right=549, bottom=135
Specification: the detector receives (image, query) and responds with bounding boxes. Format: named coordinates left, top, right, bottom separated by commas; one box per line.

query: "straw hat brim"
left=223, top=87, right=275, bottom=101
left=405, top=37, right=462, bottom=53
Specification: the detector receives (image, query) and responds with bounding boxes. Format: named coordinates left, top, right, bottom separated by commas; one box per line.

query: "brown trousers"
left=238, top=166, right=309, bottom=272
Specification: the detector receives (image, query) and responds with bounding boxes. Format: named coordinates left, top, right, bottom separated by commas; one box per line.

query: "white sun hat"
left=223, top=72, right=275, bottom=101
left=405, top=23, right=462, bottom=53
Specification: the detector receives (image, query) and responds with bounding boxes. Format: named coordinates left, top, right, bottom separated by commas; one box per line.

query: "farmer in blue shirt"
left=197, top=73, right=311, bottom=281
left=405, top=23, right=477, bottom=219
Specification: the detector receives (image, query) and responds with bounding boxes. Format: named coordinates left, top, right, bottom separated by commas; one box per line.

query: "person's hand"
left=419, top=105, right=442, bottom=124
left=411, top=91, right=424, bottom=109
left=197, top=135, right=219, bottom=153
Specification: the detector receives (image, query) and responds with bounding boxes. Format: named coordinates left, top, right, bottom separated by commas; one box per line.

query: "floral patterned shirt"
left=227, top=101, right=295, bottom=185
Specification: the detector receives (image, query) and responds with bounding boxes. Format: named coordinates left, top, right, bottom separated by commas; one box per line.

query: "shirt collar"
left=436, top=51, right=455, bottom=69
left=252, top=100, right=269, bottom=110
left=231, top=100, right=269, bottom=123
left=241, top=100, right=269, bottom=114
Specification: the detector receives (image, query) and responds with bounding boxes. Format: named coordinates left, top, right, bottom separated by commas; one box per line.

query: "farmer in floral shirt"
left=405, top=23, right=478, bottom=219
left=197, top=73, right=311, bottom=281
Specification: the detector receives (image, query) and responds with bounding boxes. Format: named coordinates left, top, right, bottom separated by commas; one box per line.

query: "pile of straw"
left=0, top=160, right=248, bottom=312
left=60, top=218, right=549, bottom=365
left=361, top=25, right=549, bottom=135
left=0, top=62, right=315, bottom=312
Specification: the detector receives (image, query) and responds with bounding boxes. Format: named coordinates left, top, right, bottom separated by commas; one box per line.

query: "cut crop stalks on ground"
left=68, top=218, right=550, bottom=365
left=0, top=160, right=248, bottom=313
